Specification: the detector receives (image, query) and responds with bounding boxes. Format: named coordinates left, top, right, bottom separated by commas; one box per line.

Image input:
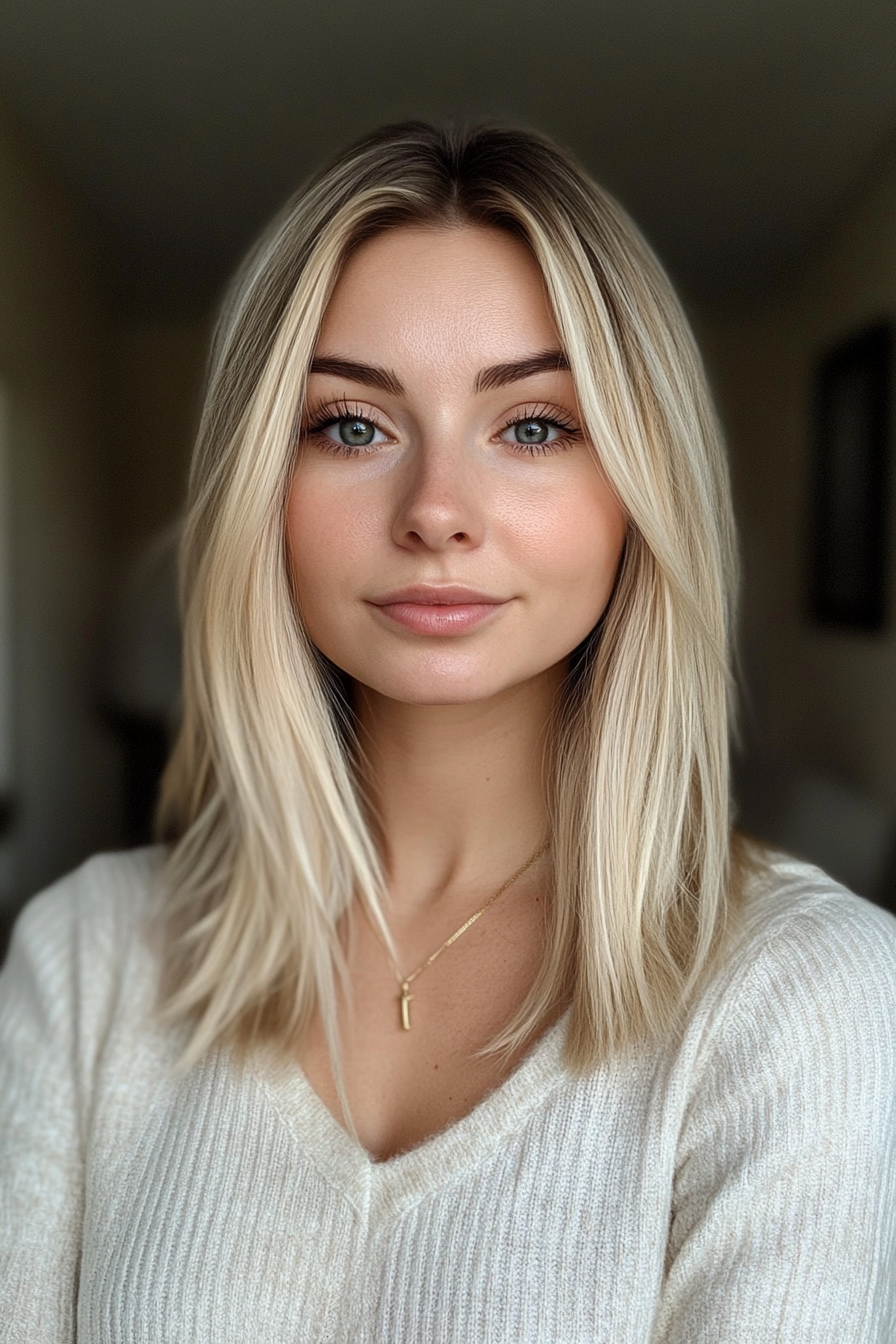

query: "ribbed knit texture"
left=1, top=847, right=895, bottom=1342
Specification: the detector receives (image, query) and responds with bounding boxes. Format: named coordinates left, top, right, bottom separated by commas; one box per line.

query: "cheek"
left=286, top=472, right=373, bottom=593
left=520, top=484, right=627, bottom=620
left=285, top=474, right=364, bottom=639
left=285, top=479, right=323, bottom=606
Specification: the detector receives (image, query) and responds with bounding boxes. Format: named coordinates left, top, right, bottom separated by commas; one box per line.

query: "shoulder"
left=1, top=847, right=166, bottom=1037
left=727, top=850, right=896, bottom=1019
left=8, top=845, right=164, bottom=958
left=0, top=850, right=167, bottom=1335
left=658, top=855, right=896, bottom=1337
left=683, top=850, right=896, bottom=1106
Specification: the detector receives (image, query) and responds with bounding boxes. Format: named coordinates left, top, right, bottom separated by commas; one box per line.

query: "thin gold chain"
left=368, top=838, right=550, bottom=1030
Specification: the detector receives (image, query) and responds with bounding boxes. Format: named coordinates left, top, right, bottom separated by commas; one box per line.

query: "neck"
left=354, top=668, right=561, bottom=913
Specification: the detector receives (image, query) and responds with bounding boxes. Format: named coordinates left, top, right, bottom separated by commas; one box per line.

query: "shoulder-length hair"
left=156, top=119, right=742, bottom=1073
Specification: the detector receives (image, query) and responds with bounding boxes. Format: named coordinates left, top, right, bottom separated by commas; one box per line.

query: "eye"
left=323, top=415, right=386, bottom=448
left=497, top=410, right=580, bottom=453
left=507, top=418, right=558, bottom=446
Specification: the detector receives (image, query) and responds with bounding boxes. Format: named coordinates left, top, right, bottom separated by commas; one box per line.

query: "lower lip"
left=372, top=601, right=506, bottom=635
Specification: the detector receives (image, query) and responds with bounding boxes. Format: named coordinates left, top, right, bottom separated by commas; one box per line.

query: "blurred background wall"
left=700, top=142, right=896, bottom=899
left=0, top=0, right=895, bottom=943
left=701, top=144, right=896, bottom=809
left=0, top=100, right=120, bottom=909
left=0, top=97, right=210, bottom=925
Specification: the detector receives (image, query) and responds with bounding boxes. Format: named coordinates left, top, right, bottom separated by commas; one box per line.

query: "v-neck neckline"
left=249, top=1010, right=570, bottom=1221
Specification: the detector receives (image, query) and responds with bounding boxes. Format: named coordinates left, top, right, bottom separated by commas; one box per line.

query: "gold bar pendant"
left=400, top=983, right=413, bottom=1031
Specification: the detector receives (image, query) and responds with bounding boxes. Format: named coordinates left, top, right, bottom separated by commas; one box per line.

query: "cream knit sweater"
left=1, top=847, right=895, bottom=1342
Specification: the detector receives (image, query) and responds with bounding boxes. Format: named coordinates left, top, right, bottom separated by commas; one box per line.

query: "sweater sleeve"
left=654, top=888, right=896, bottom=1344
left=0, top=853, right=148, bottom=1344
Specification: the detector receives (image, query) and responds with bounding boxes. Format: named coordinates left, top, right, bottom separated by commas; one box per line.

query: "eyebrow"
left=473, top=349, right=570, bottom=393
left=308, top=348, right=571, bottom=398
left=308, top=355, right=404, bottom=395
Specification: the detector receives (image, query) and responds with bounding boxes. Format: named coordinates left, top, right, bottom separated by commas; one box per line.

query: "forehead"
left=315, top=225, right=561, bottom=379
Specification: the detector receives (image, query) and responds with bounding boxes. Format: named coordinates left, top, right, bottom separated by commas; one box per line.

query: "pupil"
left=340, top=417, right=374, bottom=446
left=517, top=420, right=548, bottom=444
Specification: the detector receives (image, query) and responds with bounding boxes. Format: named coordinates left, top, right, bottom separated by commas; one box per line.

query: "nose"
left=390, top=442, right=485, bottom=552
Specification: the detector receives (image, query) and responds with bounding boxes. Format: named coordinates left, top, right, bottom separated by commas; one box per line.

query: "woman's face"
left=286, top=225, right=627, bottom=707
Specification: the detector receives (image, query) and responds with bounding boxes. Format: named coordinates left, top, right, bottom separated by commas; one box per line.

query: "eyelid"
left=302, top=397, right=397, bottom=437
left=495, top=402, right=582, bottom=434
left=300, top=397, right=583, bottom=446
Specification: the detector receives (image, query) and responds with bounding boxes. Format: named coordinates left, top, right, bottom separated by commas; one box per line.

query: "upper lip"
left=370, top=584, right=507, bottom=606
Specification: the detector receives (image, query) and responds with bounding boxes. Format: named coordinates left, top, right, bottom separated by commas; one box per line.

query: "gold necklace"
left=373, top=839, right=550, bottom=1031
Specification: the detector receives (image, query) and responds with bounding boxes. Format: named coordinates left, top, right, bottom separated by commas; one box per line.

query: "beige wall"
left=699, top=140, right=896, bottom=811
left=0, top=99, right=127, bottom=912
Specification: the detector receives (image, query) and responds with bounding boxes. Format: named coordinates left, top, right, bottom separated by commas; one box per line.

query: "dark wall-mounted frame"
left=808, top=321, right=892, bottom=632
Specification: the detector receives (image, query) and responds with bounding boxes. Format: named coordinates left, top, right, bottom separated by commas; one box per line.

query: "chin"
left=350, top=656, right=560, bottom=709
left=363, top=677, right=509, bottom=707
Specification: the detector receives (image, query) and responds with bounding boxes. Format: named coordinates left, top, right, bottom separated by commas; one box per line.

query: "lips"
left=369, top=585, right=509, bottom=635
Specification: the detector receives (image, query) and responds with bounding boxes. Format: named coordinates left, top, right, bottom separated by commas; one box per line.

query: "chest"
left=298, top=891, right=551, bottom=1159
left=81, top=1044, right=677, bottom=1344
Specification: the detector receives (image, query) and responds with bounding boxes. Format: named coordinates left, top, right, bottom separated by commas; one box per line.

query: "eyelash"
left=300, top=398, right=582, bottom=457
left=497, top=404, right=582, bottom=455
left=302, top=399, right=377, bottom=456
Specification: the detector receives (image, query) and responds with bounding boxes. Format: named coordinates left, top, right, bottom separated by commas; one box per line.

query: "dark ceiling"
left=1, top=0, right=895, bottom=314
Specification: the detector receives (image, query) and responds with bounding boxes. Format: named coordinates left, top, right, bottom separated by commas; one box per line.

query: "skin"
left=287, top=224, right=627, bottom=1160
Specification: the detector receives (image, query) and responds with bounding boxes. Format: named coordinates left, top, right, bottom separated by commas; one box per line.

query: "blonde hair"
left=156, top=120, right=743, bottom=1073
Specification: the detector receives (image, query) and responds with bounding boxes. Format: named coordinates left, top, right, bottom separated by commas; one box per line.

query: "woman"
left=1, top=121, right=894, bottom=1342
